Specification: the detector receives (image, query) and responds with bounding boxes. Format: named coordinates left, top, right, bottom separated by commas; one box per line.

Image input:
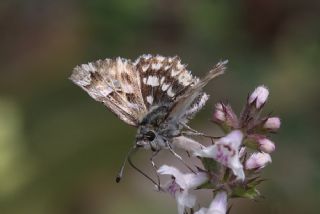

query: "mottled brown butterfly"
left=70, top=54, right=226, bottom=183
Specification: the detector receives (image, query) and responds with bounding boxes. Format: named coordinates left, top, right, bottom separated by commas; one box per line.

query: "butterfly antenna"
left=116, top=146, right=161, bottom=190
left=116, top=146, right=136, bottom=183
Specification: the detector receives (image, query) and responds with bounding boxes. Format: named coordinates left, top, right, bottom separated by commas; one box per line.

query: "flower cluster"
left=157, top=86, right=280, bottom=214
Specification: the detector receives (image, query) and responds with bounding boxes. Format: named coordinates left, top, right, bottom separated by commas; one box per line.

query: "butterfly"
left=69, top=54, right=227, bottom=183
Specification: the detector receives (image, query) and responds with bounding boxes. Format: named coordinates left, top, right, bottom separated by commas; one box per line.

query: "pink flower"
left=195, top=191, right=228, bottom=214
left=194, top=130, right=245, bottom=180
left=245, top=152, right=272, bottom=170
left=157, top=165, right=208, bottom=214
left=248, top=85, right=269, bottom=109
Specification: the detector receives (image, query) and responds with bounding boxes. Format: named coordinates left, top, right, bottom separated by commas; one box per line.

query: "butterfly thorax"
left=135, top=104, right=182, bottom=151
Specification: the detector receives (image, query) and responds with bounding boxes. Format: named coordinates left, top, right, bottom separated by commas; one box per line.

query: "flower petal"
left=183, top=173, right=209, bottom=189
left=194, top=208, right=208, bottom=214
left=172, top=136, right=205, bottom=153
left=207, top=191, right=228, bottom=214
left=177, top=191, right=196, bottom=214
left=157, top=165, right=208, bottom=189
left=194, top=130, right=245, bottom=180
left=157, top=165, right=187, bottom=188
left=195, top=191, right=228, bottom=214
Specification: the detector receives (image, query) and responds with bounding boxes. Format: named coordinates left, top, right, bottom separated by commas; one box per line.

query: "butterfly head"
left=135, top=125, right=169, bottom=151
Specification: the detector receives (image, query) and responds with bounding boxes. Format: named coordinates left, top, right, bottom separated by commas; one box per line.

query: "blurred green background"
left=0, top=0, right=319, bottom=213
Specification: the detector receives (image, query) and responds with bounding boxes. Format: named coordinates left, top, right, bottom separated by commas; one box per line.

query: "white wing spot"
left=146, top=95, right=154, bottom=104
left=176, top=62, right=184, bottom=70
left=186, top=93, right=209, bottom=115
left=143, top=77, right=147, bottom=84
left=171, top=68, right=180, bottom=76
left=167, top=86, right=175, bottom=97
left=151, top=63, right=162, bottom=70
left=160, top=76, right=165, bottom=84
left=164, top=65, right=171, bottom=70
left=142, top=64, right=149, bottom=72
left=146, top=76, right=160, bottom=86
left=178, top=73, right=192, bottom=86
left=142, top=54, right=152, bottom=60
left=156, top=56, right=165, bottom=61
left=161, top=83, right=170, bottom=91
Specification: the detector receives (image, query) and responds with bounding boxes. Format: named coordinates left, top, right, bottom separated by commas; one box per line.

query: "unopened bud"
left=248, top=85, right=269, bottom=109
left=263, top=117, right=281, bottom=131
left=213, top=103, right=226, bottom=122
left=259, top=138, right=275, bottom=153
left=245, top=152, right=271, bottom=170
left=212, top=102, right=238, bottom=129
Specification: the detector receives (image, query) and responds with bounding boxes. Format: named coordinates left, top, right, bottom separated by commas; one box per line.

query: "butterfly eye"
left=145, top=131, right=156, bottom=141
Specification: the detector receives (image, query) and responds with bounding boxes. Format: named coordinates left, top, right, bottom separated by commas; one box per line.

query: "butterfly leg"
left=181, top=122, right=202, bottom=134
left=150, top=150, right=161, bottom=190
left=181, top=122, right=221, bottom=140
left=180, top=123, right=209, bottom=137
left=167, top=142, right=196, bottom=173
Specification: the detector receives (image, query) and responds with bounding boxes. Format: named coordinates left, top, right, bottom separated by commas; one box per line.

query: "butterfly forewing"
left=134, top=55, right=199, bottom=110
left=70, top=58, right=147, bottom=126
left=70, top=54, right=224, bottom=129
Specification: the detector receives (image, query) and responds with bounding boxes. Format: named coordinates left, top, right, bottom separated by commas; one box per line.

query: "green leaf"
left=243, top=138, right=259, bottom=150
left=231, top=186, right=260, bottom=199
left=247, top=176, right=266, bottom=188
left=196, top=181, right=216, bottom=189
left=201, top=157, right=220, bottom=172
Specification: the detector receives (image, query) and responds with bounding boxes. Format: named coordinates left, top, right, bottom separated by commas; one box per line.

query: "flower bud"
left=245, top=152, right=271, bottom=170
left=245, top=135, right=275, bottom=153
left=259, top=138, right=275, bottom=153
left=263, top=117, right=281, bottom=131
left=212, top=102, right=238, bottom=129
left=248, top=85, right=269, bottom=109
left=212, top=103, right=226, bottom=122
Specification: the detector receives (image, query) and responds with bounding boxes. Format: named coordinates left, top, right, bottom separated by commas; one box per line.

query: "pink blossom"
left=157, top=165, right=208, bottom=214
left=194, top=130, right=245, bottom=180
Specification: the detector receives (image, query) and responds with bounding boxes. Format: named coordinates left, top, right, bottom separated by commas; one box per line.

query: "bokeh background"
left=0, top=0, right=319, bottom=213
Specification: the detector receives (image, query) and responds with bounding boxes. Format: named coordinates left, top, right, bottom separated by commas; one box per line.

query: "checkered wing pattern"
left=70, top=58, right=147, bottom=126
left=70, top=54, right=226, bottom=126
